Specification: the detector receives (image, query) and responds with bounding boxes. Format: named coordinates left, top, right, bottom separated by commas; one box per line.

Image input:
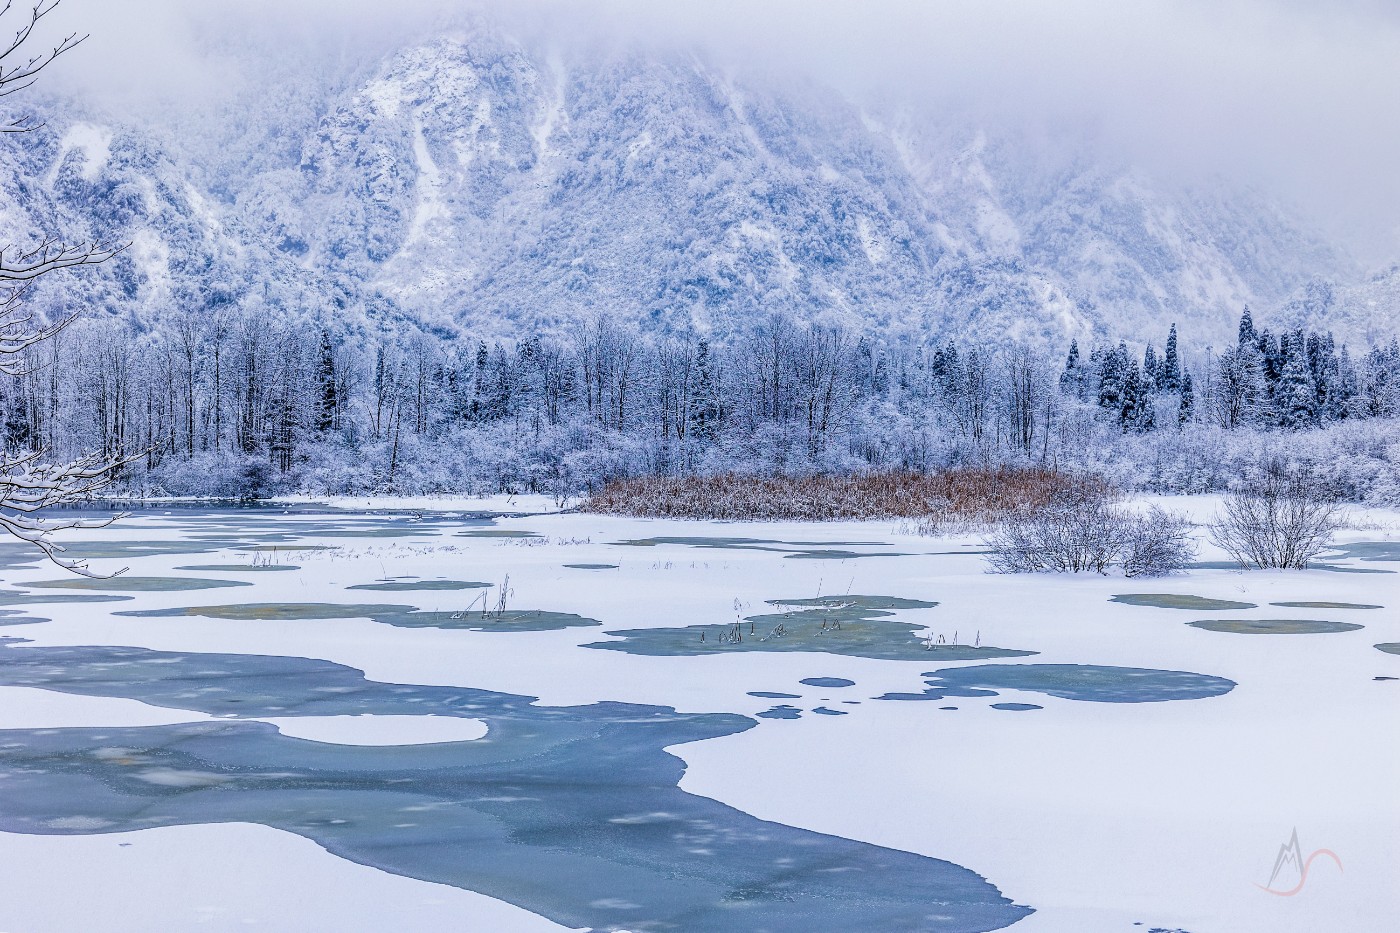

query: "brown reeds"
left=581, top=468, right=1113, bottom=523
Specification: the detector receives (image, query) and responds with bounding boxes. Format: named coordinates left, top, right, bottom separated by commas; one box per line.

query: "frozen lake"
left=0, top=496, right=1394, bottom=932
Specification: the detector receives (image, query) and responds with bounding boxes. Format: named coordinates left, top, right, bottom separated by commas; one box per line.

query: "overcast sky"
left=30, top=0, right=1400, bottom=264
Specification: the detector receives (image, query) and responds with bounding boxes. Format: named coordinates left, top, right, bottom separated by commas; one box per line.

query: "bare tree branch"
left=0, top=447, right=139, bottom=576
left=0, top=0, right=129, bottom=574
left=0, top=1, right=85, bottom=132
left=0, top=238, right=124, bottom=283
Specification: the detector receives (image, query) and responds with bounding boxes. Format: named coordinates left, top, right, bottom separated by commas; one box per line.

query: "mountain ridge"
left=0, top=24, right=1383, bottom=350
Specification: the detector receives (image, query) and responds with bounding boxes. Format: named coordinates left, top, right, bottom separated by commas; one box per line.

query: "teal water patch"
left=563, top=563, right=619, bottom=570
left=1377, top=643, right=1400, bottom=655
left=0, top=591, right=131, bottom=607
left=1321, top=542, right=1400, bottom=562
left=881, top=664, right=1235, bottom=704
left=772, top=596, right=939, bottom=610
left=587, top=615, right=1032, bottom=662
left=0, top=639, right=1029, bottom=932
left=22, top=577, right=252, bottom=593
left=800, top=677, right=856, bottom=688
left=756, top=705, right=803, bottom=720
left=616, top=536, right=889, bottom=549
left=456, top=529, right=541, bottom=539
left=747, top=691, right=801, bottom=699
left=927, top=664, right=1236, bottom=703
left=176, top=564, right=301, bottom=573
left=1111, top=594, right=1256, bottom=610
left=611, top=536, right=903, bottom=560
left=588, top=595, right=1030, bottom=662
left=1270, top=601, right=1383, bottom=610
left=879, top=687, right=998, bottom=702
left=347, top=581, right=490, bottom=592
left=1188, top=619, right=1364, bottom=635
left=117, top=603, right=600, bottom=633
left=1188, top=560, right=1393, bottom=574
left=990, top=703, right=1042, bottom=711
left=236, top=544, right=337, bottom=553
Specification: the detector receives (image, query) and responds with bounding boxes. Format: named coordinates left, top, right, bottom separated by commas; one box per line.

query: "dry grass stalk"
left=582, top=468, right=1112, bottom=523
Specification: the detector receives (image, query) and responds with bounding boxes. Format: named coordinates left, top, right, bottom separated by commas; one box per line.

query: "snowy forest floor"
left=0, top=495, right=1393, bottom=931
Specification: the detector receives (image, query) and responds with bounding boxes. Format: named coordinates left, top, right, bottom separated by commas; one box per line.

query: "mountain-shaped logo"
left=1255, top=828, right=1342, bottom=897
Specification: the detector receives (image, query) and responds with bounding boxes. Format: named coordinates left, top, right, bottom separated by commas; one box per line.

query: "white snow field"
left=0, top=495, right=1393, bottom=932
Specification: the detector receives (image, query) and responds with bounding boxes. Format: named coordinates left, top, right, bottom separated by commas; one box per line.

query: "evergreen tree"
left=1120, top=360, right=1154, bottom=432
left=1143, top=345, right=1159, bottom=393
left=1099, top=342, right=1128, bottom=411
left=1160, top=324, right=1181, bottom=393
left=689, top=338, right=720, bottom=441
left=315, top=330, right=338, bottom=433
left=1238, top=306, right=1257, bottom=346
left=1276, top=333, right=1318, bottom=429
left=1177, top=371, right=1194, bottom=429
left=1059, top=339, right=1085, bottom=399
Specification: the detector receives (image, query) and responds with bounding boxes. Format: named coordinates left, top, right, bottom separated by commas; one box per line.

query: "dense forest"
left=4, top=304, right=1399, bottom=503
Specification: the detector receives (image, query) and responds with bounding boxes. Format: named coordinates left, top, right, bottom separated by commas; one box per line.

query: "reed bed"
left=582, top=468, right=1112, bottom=523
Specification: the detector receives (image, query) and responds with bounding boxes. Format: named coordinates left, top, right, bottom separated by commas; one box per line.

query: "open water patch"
left=0, top=591, right=130, bottom=607
left=176, top=564, right=301, bottom=573
left=587, top=594, right=1030, bottom=662
left=1320, top=542, right=1400, bottom=562
left=1111, top=594, right=1256, bottom=610
left=456, top=529, right=541, bottom=539
left=880, top=664, right=1235, bottom=704
left=117, top=602, right=601, bottom=633
left=799, top=677, right=856, bottom=688
left=347, top=581, right=490, bottom=592
left=587, top=615, right=1032, bottom=662
left=1270, top=601, right=1383, bottom=610
left=772, top=596, right=938, bottom=611
left=22, top=577, right=252, bottom=593
left=1187, top=619, right=1363, bottom=635
left=611, top=536, right=902, bottom=560
left=990, top=703, right=1042, bottom=712
left=1376, top=643, right=1400, bottom=655
left=0, top=638, right=1029, bottom=932
left=563, top=563, right=619, bottom=570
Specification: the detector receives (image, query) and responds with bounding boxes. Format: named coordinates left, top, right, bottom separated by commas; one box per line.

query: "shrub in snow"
left=1209, top=467, right=1342, bottom=569
left=1121, top=507, right=1197, bottom=577
left=987, top=493, right=1195, bottom=576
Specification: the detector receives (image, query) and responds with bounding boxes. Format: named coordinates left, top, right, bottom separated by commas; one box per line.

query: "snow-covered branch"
left=0, top=448, right=128, bottom=576
left=0, top=0, right=84, bottom=133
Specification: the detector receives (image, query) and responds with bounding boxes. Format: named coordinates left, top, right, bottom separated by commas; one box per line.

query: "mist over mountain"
left=0, top=13, right=1387, bottom=350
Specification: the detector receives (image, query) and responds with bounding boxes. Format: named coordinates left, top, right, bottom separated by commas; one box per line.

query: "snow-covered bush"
left=987, top=494, right=1195, bottom=576
left=1121, top=507, right=1197, bottom=577
left=1209, top=468, right=1342, bottom=569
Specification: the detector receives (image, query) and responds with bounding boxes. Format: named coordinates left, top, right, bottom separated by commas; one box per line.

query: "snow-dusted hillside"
left=0, top=22, right=1382, bottom=346
left=1281, top=267, right=1400, bottom=346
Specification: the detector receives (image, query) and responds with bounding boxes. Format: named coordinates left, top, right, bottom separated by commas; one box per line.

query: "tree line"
left=3, top=303, right=1398, bottom=499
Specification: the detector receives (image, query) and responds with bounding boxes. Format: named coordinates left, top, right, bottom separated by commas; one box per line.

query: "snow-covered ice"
left=0, top=496, right=1393, bottom=931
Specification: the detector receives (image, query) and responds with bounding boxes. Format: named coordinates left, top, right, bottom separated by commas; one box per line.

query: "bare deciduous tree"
left=0, top=0, right=127, bottom=574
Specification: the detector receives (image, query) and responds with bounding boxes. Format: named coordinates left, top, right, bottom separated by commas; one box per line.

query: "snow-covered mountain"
left=0, top=23, right=1383, bottom=347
